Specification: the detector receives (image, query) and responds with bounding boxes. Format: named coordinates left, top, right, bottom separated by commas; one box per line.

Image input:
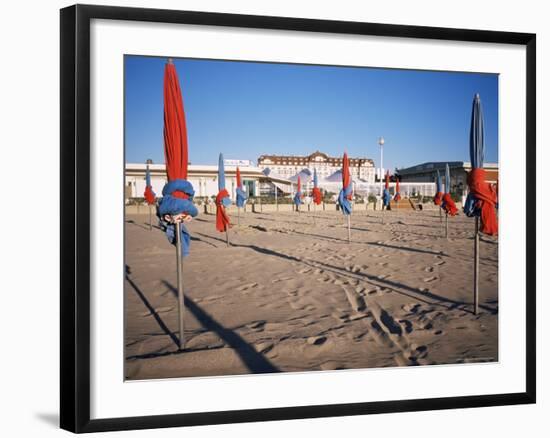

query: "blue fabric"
left=293, top=191, right=303, bottom=206
left=464, top=93, right=486, bottom=218
left=221, top=196, right=231, bottom=207
left=218, top=153, right=225, bottom=191
left=469, top=94, right=485, bottom=169
left=145, top=166, right=152, bottom=187
left=236, top=186, right=247, bottom=208
left=313, top=168, right=318, bottom=187
left=463, top=193, right=479, bottom=217
left=445, top=163, right=451, bottom=194
left=217, top=153, right=231, bottom=207
left=383, top=188, right=391, bottom=206
left=157, top=179, right=198, bottom=257
left=337, top=183, right=352, bottom=215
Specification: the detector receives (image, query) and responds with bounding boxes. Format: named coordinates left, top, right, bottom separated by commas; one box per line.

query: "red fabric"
left=297, top=176, right=301, bottom=193
left=215, top=189, right=231, bottom=232
left=312, top=187, right=322, bottom=205
left=442, top=193, right=458, bottom=216
left=163, top=62, right=189, bottom=200
left=144, top=186, right=155, bottom=205
left=385, top=171, right=390, bottom=190
left=434, top=192, right=443, bottom=206
left=394, top=179, right=401, bottom=201
left=342, top=152, right=352, bottom=200
left=236, top=167, right=242, bottom=188
left=467, top=168, right=498, bottom=235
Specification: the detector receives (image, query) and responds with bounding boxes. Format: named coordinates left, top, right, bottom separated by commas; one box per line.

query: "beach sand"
left=124, top=207, right=498, bottom=380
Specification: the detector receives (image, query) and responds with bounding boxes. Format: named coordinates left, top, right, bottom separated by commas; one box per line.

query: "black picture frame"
left=60, top=4, right=536, bottom=433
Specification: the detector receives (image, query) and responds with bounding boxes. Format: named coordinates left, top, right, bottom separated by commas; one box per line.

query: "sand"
left=124, top=206, right=498, bottom=380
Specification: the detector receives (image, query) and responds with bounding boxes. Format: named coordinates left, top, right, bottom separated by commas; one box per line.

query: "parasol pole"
left=445, top=212, right=448, bottom=239
left=149, top=204, right=152, bottom=231
left=474, top=216, right=480, bottom=314
left=347, top=215, right=351, bottom=243
left=313, top=202, right=316, bottom=225
left=226, top=228, right=229, bottom=247
left=175, top=221, right=185, bottom=350
left=439, top=207, right=442, bottom=223
left=237, top=207, right=240, bottom=226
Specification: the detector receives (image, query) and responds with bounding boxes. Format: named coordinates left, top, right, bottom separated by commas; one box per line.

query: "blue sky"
left=125, top=55, right=498, bottom=171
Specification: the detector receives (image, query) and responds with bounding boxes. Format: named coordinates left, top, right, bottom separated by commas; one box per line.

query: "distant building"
left=396, top=161, right=498, bottom=195
left=257, top=150, right=376, bottom=183
left=125, top=162, right=292, bottom=203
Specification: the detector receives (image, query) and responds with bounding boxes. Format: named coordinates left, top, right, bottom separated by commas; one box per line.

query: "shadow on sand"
left=162, top=280, right=279, bottom=374
left=125, top=269, right=279, bottom=374
left=366, top=241, right=448, bottom=257
left=125, top=267, right=180, bottom=347
left=231, top=245, right=496, bottom=315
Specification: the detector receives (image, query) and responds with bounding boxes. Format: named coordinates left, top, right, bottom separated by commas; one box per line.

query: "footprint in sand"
left=139, top=306, right=174, bottom=317
left=255, top=342, right=274, bottom=353
left=402, top=303, right=421, bottom=314
left=297, top=267, right=312, bottom=274
left=424, top=266, right=434, bottom=272
left=343, top=287, right=366, bottom=312
left=247, top=320, right=266, bottom=330
left=423, top=276, right=438, bottom=283
left=307, top=336, right=327, bottom=346
left=237, top=282, right=258, bottom=291
left=435, top=260, right=446, bottom=266
left=272, top=276, right=293, bottom=283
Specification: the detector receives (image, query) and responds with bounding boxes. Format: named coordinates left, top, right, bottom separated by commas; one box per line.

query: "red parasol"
left=163, top=61, right=188, bottom=193
left=342, top=152, right=352, bottom=200
left=236, top=166, right=242, bottom=188
left=394, top=178, right=401, bottom=201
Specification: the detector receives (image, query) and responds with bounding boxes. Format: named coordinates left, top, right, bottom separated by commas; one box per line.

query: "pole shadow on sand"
left=230, top=244, right=497, bottom=315
left=162, top=280, right=280, bottom=374
left=366, top=242, right=449, bottom=257
left=125, top=267, right=180, bottom=347
left=125, top=269, right=279, bottom=373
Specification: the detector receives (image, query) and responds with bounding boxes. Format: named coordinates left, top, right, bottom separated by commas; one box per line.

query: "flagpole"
left=175, top=222, right=185, bottom=350
left=474, top=216, right=480, bottom=315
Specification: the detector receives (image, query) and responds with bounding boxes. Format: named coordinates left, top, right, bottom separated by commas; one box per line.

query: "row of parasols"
left=140, top=60, right=499, bottom=348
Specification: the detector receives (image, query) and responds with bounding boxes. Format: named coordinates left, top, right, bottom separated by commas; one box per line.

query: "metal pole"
left=149, top=205, right=152, bottom=231
left=226, top=229, right=229, bottom=247
left=237, top=207, right=240, bottom=226
left=445, top=212, right=448, bottom=239
left=380, top=144, right=383, bottom=199
left=347, top=215, right=351, bottom=243
left=175, top=222, right=185, bottom=350
left=474, top=217, right=480, bottom=315
left=313, top=202, right=316, bottom=225
left=439, top=207, right=442, bottom=222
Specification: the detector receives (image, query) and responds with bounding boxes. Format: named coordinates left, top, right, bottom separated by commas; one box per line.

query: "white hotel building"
left=257, top=150, right=376, bottom=183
